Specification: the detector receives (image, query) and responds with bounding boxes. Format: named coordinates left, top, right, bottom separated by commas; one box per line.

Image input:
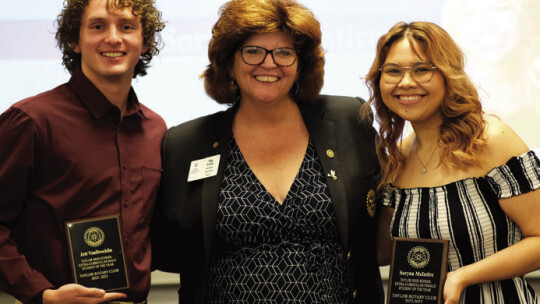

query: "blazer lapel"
left=300, top=102, right=349, bottom=248
left=201, top=106, right=236, bottom=257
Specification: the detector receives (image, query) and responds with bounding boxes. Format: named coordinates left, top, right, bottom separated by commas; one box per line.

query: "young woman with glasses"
left=365, top=21, right=540, bottom=304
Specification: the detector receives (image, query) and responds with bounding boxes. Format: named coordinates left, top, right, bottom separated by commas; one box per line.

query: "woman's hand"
left=443, top=270, right=466, bottom=304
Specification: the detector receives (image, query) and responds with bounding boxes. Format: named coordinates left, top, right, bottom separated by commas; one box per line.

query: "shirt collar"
left=68, top=68, right=147, bottom=119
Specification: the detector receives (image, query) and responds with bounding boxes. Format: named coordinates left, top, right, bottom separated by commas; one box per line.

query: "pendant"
left=420, top=166, right=427, bottom=174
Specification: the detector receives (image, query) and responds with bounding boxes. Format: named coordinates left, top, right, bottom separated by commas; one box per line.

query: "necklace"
left=415, top=143, right=438, bottom=174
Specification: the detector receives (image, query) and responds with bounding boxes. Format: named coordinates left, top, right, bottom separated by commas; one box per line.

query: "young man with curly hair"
left=0, top=0, right=166, bottom=303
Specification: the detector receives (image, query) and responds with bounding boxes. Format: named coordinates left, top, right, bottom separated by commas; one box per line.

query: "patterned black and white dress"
left=383, top=151, right=540, bottom=303
left=207, top=138, right=351, bottom=303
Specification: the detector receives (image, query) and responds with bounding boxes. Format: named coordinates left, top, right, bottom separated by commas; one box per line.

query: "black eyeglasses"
left=379, top=61, right=438, bottom=84
left=238, top=46, right=298, bottom=67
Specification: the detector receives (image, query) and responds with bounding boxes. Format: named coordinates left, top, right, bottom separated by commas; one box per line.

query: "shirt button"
left=122, top=164, right=127, bottom=170
left=352, top=290, right=358, bottom=298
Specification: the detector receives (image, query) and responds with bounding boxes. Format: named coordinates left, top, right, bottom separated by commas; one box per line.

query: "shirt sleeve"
left=0, top=107, right=54, bottom=302
left=487, top=151, right=540, bottom=199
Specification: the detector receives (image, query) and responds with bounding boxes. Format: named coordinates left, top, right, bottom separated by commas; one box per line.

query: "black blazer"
left=151, top=95, right=384, bottom=303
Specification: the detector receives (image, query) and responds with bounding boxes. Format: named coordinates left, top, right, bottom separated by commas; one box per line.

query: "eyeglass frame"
left=238, top=46, right=299, bottom=67
left=379, top=61, right=438, bottom=84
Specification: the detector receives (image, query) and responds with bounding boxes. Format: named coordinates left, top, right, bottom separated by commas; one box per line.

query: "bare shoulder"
left=482, top=115, right=529, bottom=166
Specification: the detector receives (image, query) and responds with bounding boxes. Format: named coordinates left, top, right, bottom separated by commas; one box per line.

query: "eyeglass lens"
left=240, top=46, right=297, bottom=67
left=381, top=62, right=436, bottom=84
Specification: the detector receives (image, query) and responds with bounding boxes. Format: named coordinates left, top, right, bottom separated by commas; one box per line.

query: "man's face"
left=73, top=0, right=148, bottom=85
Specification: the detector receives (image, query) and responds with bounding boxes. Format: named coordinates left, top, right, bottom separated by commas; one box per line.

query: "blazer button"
left=212, top=141, right=219, bottom=149
left=352, top=290, right=358, bottom=298
left=326, top=149, right=335, bottom=159
left=347, top=251, right=351, bottom=260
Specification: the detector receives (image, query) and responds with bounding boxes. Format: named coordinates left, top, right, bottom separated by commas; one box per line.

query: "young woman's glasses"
left=239, top=46, right=298, bottom=67
left=379, top=61, right=437, bottom=84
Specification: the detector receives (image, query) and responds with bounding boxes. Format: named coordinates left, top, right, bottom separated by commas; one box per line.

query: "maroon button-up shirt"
left=0, top=69, right=166, bottom=303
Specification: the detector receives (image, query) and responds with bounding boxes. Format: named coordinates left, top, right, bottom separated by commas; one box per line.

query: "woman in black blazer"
left=151, top=0, right=383, bottom=303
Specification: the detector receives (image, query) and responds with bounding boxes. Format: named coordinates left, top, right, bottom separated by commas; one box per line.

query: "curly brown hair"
left=55, top=0, right=165, bottom=78
left=363, top=21, right=486, bottom=189
left=201, top=0, right=325, bottom=105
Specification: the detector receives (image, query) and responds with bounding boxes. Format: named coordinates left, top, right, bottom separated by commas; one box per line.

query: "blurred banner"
left=1, top=0, right=538, bottom=147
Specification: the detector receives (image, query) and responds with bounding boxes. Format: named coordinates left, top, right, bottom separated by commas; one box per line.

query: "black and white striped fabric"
left=207, top=138, right=350, bottom=303
left=383, top=151, right=540, bottom=303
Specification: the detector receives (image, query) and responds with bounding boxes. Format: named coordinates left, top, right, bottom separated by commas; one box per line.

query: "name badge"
left=187, top=155, right=220, bottom=182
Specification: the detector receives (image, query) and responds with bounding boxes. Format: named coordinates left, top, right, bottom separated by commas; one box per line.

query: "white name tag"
left=187, top=155, right=220, bottom=182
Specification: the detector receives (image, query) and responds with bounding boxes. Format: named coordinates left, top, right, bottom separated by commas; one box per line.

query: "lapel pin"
left=326, top=149, right=335, bottom=159
left=327, top=170, right=338, bottom=181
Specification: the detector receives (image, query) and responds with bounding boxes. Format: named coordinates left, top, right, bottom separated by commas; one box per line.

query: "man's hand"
left=42, top=284, right=127, bottom=304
